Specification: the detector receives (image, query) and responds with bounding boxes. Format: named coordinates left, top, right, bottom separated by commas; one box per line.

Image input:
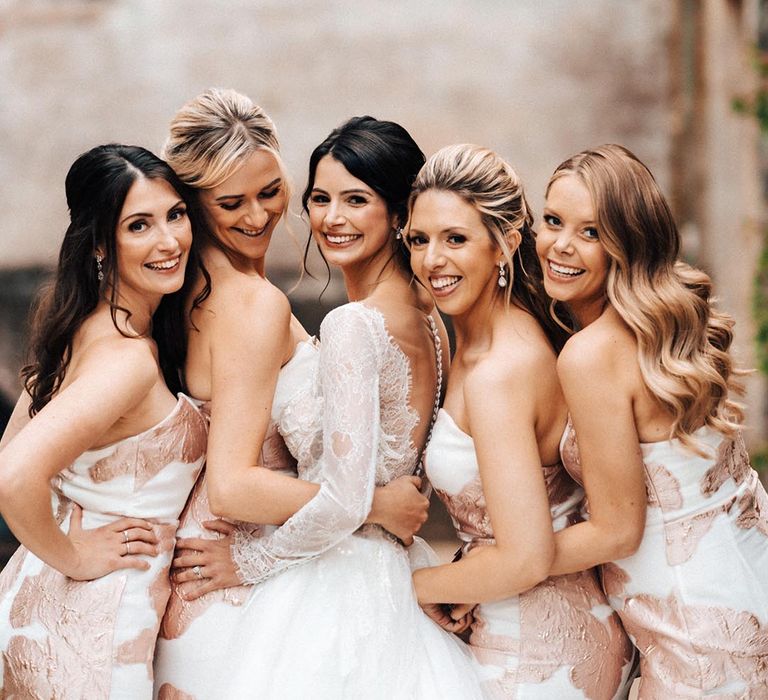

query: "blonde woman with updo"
left=407, top=144, right=636, bottom=699
left=152, top=91, right=427, bottom=699
left=536, top=144, right=768, bottom=697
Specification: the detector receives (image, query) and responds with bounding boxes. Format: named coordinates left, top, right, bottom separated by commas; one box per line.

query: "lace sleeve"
left=232, top=305, right=380, bottom=584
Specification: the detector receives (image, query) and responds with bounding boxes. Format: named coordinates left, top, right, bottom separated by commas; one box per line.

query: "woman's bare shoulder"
left=558, top=308, right=637, bottom=386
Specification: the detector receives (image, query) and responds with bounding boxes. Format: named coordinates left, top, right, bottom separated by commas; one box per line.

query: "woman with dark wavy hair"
left=0, top=144, right=208, bottom=698
left=538, top=144, right=768, bottom=697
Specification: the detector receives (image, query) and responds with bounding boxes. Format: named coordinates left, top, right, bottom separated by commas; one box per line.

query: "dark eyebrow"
left=214, top=177, right=282, bottom=202
left=340, top=188, right=372, bottom=196
left=120, top=211, right=153, bottom=224
left=311, top=187, right=373, bottom=196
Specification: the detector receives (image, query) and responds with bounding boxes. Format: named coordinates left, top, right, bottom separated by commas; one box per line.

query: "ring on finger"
left=122, top=530, right=129, bottom=543
left=192, top=565, right=203, bottom=579
left=124, top=541, right=131, bottom=555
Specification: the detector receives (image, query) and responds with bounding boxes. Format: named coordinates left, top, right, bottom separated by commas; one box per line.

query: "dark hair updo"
left=301, top=115, right=425, bottom=274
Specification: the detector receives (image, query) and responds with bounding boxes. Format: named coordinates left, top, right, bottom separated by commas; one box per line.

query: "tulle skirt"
left=221, top=528, right=487, bottom=699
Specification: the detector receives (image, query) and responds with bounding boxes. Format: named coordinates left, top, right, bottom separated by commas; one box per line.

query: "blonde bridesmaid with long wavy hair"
left=407, top=144, right=636, bottom=699
left=537, top=144, right=768, bottom=698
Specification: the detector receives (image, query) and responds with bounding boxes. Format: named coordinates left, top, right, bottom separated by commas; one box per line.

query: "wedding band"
left=192, top=565, right=202, bottom=579
left=125, top=541, right=131, bottom=555
left=122, top=530, right=129, bottom=543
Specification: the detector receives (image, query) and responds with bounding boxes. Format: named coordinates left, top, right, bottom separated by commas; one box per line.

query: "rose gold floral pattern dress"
left=153, top=339, right=317, bottom=700
left=0, top=394, right=207, bottom=700
left=425, top=409, right=636, bottom=700
left=560, top=420, right=768, bottom=698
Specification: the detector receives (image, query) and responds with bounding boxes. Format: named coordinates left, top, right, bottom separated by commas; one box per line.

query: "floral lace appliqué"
left=231, top=303, right=429, bottom=585
left=89, top=398, right=206, bottom=488
left=735, top=472, right=768, bottom=538
left=701, top=432, right=751, bottom=496
left=4, top=565, right=125, bottom=698
left=161, top=475, right=251, bottom=640
left=435, top=478, right=492, bottom=542
left=542, top=461, right=580, bottom=509
left=645, top=462, right=683, bottom=511
left=115, top=522, right=176, bottom=678
left=623, top=592, right=768, bottom=697
left=471, top=570, right=634, bottom=700
left=559, top=417, right=583, bottom=484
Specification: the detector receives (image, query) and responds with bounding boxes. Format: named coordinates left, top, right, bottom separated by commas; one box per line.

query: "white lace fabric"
left=232, top=303, right=425, bottom=585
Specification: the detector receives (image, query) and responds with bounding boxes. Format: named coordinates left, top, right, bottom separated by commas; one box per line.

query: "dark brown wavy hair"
left=22, top=144, right=207, bottom=415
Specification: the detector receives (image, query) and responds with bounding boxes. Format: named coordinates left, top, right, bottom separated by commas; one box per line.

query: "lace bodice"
left=233, top=302, right=435, bottom=585
left=269, top=338, right=322, bottom=472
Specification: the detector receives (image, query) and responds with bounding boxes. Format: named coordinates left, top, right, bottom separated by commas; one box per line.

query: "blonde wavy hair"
left=163, top=87, right=290, bottom=200
left=409, top=143, right=568, bottom=351
left=547, top=144, right=744, bottom=447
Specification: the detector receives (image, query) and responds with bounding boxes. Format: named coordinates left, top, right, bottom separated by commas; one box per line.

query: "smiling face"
left=536, top=174, right=610, bottom=325
left=307, top=155, right=396, bottom=272
left=408, top=189, right=501, bottom=319
left=112, top=175, right=192, bottom=308
left=199, top=149, right=286, bottom=263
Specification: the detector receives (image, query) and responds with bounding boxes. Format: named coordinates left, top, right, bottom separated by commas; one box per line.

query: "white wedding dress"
left=224, top=302, right=485, bottom=699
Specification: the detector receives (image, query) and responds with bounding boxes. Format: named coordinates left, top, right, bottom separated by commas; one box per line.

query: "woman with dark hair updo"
left=537, top=144, right=768, bottom=697
left=152, top=94, right=431, bottom=699
left=0, top=144, right=208, bottom=698
left=200, top=116, right=485, bottom=698
left=407, top=144, right=636, bottom=699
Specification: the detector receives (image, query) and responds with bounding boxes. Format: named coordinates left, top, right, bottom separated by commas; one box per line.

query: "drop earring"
left=395, top=227, right=403, bottom=241
left=497, top=260, right=507, bottom=288
left=96, top=254, right=104, bottom=282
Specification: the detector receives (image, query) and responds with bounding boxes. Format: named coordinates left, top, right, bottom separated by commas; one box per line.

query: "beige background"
left=0, top=0, right=765, bottom=445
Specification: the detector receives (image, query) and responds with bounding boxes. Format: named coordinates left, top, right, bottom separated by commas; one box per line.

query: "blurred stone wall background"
left=0, top=0, right=765, bottom=550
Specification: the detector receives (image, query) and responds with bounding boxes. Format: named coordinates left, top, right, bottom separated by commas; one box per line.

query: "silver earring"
left=96, top=254, right=104, bottom=282
left=395, top=227, right=403, bottom=241
left=497, top=260, right=507, bottom=288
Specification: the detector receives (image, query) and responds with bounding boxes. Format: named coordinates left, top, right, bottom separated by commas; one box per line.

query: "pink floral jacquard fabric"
left=560, top=420, right=768, bottom=698
left=0, top=395, right=207, bottom=699
left=427, top=410, right=636, bottom=698
left=154, top=341, right=314, bottom=700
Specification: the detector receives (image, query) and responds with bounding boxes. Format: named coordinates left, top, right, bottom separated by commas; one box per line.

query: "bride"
left=209, top=116, right=486, bottom=699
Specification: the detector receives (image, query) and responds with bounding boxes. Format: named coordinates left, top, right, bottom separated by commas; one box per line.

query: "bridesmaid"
left=153, top=90, right=429, bottom=699
left=0, top=144, right=208, bottom=698
left=537, top=144, right=768, bottom=697
left=407, top=144, right=636, bottom=699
